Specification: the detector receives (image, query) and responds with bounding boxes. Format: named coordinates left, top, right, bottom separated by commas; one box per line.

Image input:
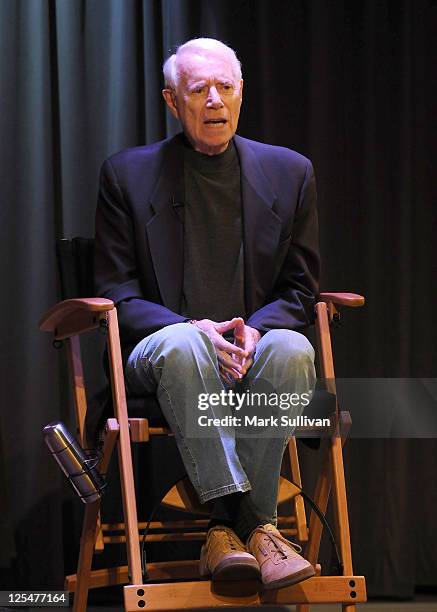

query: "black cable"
left=288, top=479, right=343, bottom=575
left=140, top=477, right=184, bottom=582
left=83, top=448, right=104, bottom=471
left=82, top=448, right=108, bottom=494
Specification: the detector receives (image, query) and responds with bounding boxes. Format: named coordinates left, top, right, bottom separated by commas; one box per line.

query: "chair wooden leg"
left=94, top=512, right=105, bottom=552
left=71, top=500, right=101, bottom=612
left=305, top=422, right=351, bottom=567
left=296, top=605, right=311, bottom=612
left=306, top=302, right=338, bottom=565
left=311, top=301, right=354, bottom=578
left=107, top=309, right=143, bottom=585
left=305, top=444, right=331, bottom=565
left=287, top=437, right=308, bottom=541
left=330, top=434, right=353, bottom=574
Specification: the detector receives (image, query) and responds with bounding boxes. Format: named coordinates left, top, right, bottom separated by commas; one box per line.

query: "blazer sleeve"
left=94, top=159, right=187, bottom=348
left=246, top=160, right=319, bottom=333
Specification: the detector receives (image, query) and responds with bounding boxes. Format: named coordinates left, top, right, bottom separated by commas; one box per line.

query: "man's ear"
left=162, top=89, right=179, bottom=119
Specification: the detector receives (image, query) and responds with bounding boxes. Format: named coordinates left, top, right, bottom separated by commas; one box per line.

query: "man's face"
left=163, top=49, right=243, bottom=156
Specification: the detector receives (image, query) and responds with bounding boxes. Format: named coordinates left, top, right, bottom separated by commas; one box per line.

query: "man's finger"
left=215, top=317, right=244, bottom=335
left=214, top=334, right=248, bottom=358
left=232, top=351, right=246, bottom=368
left=217, top=350, right=244, bottom=376
left=240, top=356, right=254, bottom=376
left=219, top=363, right=241, bottom=381
left=219, top=366, right=237, bottom=384
left=219, top=359, right=241, bottom=381
left=233, top=319, right=246, bottom=346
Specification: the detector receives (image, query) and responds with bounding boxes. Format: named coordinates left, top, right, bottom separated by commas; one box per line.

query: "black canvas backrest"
left=56, top=237, right=95, bottom=300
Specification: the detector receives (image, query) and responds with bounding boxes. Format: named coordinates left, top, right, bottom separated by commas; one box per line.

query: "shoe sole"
left=212, top=557, right=261, bottom=582
left=199, top=548, right=260, bottom=582
left=262, top=564, right=315, bottom=590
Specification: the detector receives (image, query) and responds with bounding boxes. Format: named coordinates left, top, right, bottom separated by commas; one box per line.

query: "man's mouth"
left=204, top=118, right=228, bottom=125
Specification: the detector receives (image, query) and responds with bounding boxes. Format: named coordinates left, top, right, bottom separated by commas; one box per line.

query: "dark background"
left=1, top=0, right=436, bottom=601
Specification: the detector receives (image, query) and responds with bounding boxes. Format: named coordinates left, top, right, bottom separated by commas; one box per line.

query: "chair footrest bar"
left=104, top=531, right=208, bottom=544
left=124, top=576, right=366, bottom=610
left=65, top=566, right=129, bottom=591
left=65, top=560, right=202, bottom=591
left=102, top=515, right=295, bottom=533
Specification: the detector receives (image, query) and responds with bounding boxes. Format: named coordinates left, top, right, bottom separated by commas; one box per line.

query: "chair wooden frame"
left=40, top=291, right=366, bottom=611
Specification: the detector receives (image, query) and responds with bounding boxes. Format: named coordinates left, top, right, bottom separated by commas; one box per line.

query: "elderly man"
left=95, top=38, right=319, bottom=589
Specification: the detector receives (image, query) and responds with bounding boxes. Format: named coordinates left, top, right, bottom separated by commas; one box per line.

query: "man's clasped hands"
left=191, top=318, right=262, bottom=383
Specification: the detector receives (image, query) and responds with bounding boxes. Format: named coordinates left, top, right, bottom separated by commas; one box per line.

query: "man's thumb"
left=215, top=317, right=244, bottom=333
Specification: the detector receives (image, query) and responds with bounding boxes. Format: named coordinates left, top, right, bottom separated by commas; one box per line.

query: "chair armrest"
left=318, top=292, right=365, bottom=307
left=39, top=297, right=114, bottom=337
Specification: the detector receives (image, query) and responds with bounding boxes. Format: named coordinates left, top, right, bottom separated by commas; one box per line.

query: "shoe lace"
left=226, top=532, right=239, bottom=551
left=256, top=527, right=302, bottom=561
left=210, top=527, right=241, bottom=552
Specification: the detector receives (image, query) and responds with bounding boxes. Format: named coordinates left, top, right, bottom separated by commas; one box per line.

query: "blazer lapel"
left=234, top=135, right=282, bottom=315
left=146, top=136, right=185, bottom=312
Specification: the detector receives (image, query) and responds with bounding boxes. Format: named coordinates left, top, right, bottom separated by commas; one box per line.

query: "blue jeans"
left=125, top=323, right=316, bottom=539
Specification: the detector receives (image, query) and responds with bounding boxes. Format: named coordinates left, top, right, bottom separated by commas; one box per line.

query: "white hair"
left=163, top=38, right=242, bottom=89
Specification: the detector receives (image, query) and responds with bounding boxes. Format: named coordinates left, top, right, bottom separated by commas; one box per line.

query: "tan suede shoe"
left=199, top=526, right=260, bottom=581
left=247, top=523, right=315, bottom=589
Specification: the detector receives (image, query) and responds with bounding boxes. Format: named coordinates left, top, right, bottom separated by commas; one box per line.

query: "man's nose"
left=206, top=86, right=224, bottom=108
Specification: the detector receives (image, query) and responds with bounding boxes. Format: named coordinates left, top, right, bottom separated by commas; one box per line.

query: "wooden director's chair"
left=40, top=237, right=367, bottom=611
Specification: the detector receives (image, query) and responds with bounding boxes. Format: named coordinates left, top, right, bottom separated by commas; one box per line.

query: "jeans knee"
left=125, top=323, right=217, bottom=396
left=153, top=322, right=206, bottom=357
left=260, top=329, right=315, bottom=369
left=148, top=323, right=216, bottom=372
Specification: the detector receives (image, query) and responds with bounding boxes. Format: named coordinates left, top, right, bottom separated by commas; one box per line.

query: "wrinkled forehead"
left=176, top=49, right=238, bottom=86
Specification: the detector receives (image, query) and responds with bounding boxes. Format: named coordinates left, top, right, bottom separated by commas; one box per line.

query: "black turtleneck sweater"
left=181, top=140, right=246, bottom=324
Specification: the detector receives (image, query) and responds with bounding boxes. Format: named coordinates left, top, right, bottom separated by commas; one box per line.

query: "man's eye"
left=218, top=83, right=234, bottom=94
left=191, top=86, right=206, bottom=95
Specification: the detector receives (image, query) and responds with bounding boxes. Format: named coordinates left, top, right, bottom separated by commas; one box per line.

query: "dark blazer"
left=94, top=133, right=319, bottom=363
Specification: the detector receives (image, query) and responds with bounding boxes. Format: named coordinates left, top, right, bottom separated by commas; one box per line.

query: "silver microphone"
left=43, top=421, right=106, bottom=503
